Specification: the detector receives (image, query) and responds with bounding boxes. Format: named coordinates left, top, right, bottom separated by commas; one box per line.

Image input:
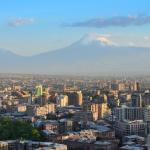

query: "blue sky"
left=0, top=0, right=150, bottom=55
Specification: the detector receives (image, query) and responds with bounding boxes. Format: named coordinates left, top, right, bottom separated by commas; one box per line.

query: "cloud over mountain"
left=66, top=15, right=150, bottom=28
left=79, top=33, right=116, bottom=46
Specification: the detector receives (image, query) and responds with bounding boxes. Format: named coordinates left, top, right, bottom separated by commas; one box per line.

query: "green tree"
left=0, top=117, right=42, bottom=141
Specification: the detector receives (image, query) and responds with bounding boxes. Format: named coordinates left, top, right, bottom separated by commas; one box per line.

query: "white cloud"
left=8, top=18, right=34, bottom=27
left=80, top=33, right=117, bottom=46
left=128, top=42, right=136, bottom=46
left=144, top=36, right=150, bottom=40
left=67, top=15, right=150, bottom=28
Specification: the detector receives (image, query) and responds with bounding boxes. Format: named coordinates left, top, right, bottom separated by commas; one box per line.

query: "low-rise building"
left=26, top=103, right=55, bottom=116
left=115, top=120, right=146, bottom=137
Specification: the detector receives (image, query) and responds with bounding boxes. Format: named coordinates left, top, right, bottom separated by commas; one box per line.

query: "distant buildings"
left=62, top=129, right=119, bottom=150
left=0, top=141, right=67, bottom=150
left=2, top=75, right=150, bottom=149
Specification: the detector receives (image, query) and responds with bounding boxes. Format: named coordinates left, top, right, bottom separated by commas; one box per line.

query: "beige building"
left=56, top=95, right=68, bottom=107
left=0, top=141, right=8, bottom=150
left=26, top=103, right=55, bottom=116
left=83, top=102, right=110, bottom=120
left=6, top=105, right=26, bottom=113
left=118, top=83, right=125, bottom=91
left=98, top=103, right=110, bottom=119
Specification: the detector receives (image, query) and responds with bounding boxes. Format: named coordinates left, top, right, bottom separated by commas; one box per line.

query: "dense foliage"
left=0, top=117, right=42, bottom=140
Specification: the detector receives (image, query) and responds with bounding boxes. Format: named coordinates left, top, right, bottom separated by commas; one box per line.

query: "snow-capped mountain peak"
left=78, top=33, right=116, bottom=46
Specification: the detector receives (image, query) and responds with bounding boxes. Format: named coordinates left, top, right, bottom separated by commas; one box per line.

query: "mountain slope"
left=1, top=34, right=150, bottom=75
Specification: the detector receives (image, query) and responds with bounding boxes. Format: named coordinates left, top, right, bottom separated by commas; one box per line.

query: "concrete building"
left=133, top=81, right=140, bottom=91
left=83, top=102, right=110, bottom=120
left=26, top=103, right=55, bottom=116
left=114, top=106, right=143, bottom=121
left=56, top=95, right=68, bottom=107
left=143, top=91, right=150, bottom=106
left=131, top=93, right=142, bottom=107
left=0, top=141, right=8, bottom=150
left=148, top=134, right=150, bottom=150
left=144, top=106, right=150, bottom=121
left=115, top=120, right=146, bottom=137
left=59, top=119, right=73, bottom=133
left=118, top=83, right=125, bottom=91
left=67, top=91, right=83, bottom=106
left=0, top=140, right=67, bottom=150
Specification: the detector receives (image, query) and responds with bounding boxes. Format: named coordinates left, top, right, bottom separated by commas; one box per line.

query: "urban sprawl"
left=0, top=74, right=150, bottom=150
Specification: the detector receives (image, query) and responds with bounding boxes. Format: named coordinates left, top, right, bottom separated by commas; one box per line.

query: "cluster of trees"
left=0, top=117, right=43, bottom=141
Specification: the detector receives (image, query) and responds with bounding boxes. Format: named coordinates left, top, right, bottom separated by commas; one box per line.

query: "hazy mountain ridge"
left=1, top=34, right=150, bottom=75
